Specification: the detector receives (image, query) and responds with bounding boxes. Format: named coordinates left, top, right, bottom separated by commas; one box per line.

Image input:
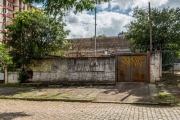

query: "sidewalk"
left=0, top=82, right=158, bottom=104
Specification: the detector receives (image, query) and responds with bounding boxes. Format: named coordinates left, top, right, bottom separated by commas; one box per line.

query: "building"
left=66, top=36, right=130, bottom=57
left=0, top=0, right=36, bottom=42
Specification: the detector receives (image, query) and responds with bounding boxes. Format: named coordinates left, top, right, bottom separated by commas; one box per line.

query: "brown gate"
left=116, top=53, right=148, bottom=82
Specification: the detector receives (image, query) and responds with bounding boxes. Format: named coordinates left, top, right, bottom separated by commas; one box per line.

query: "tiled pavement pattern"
left=0, top=100, right=179, bottom=120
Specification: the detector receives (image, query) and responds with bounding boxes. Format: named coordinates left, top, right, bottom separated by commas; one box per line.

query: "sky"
left=35, top=0, right=180, bottom=38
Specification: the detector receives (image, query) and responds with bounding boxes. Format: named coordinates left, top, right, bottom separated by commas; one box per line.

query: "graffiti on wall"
left=119, top=56, right=145, bottom=67
left=68, top=58, right=115, bottom=72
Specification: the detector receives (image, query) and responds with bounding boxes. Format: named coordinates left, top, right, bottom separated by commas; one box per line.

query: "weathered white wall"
left=150, top=51, right=162, bottom=83
left=173, top=63, right=180, bottom=71
left=68, top=57, right=115, bottom=82
left=6, top=53, right=162, bottom=84
left=7, top=72, right=19, bottom=83
left=29, top=59, right=68, bottom=82
left=28, top=57, right=115, bottom=83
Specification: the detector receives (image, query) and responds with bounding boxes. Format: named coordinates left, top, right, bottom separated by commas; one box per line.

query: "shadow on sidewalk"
left=0, top=87, right=35, bottom=96
left=96, top=82, right=151, bottom=103
left=0, top=112, right=31, bottom=119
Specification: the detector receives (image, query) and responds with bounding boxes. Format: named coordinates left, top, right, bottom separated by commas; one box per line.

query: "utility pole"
left=94, top=1, right=97, bottom=56
left=149, top=2, right=152, bottom=52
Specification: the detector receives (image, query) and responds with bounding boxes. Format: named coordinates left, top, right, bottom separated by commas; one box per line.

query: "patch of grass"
left=49, top=94, right=60, bottom=98
left=37, top=94, right=49, bottom=98
left=157, top=92, right=180, bottom=104
left=60, top=94, right=74, bottom=99
left=0, top=84, right=19, bottom=87
left=25, top=93, right=61, bottom=99
left=24, top=94, right=49, bottom=99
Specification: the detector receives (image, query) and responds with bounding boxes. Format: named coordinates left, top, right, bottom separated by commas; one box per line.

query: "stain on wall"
left=27, top=57, right=115, bottom=83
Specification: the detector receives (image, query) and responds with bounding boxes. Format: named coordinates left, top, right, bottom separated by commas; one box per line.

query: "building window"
left=3, top=17, right=6, bottom=22
left=23, top=2, right=25, bottom=8
left=3, top=0, right=6, bottom=6
left=7, top=18, right=12, bottom=22
left=22, top=2, right=24, bottom=6
left=8, top=10, right=13, bottom=14
left=2, top=8, right=6, bottom=13
left=2, top=24, right=5, bottom=29
left=8, top=2, right=13, bottom=7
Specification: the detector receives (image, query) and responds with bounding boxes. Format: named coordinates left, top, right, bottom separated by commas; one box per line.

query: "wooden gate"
left=116, top=53, right=149, bottom=82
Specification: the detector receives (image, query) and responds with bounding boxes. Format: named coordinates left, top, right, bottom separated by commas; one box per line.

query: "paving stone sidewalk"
left=0, top=83, right=157, bottom=104
left=0, top=100, right=179, bottom=120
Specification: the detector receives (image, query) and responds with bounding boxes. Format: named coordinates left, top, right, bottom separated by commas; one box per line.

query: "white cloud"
left=64, top=11, right=133, bottom=38
left=165, top=0, right=180, bottom=8
left=64, top=0, right=178, bottom=38
left=100, top=2, right=109, bottom=10
left=113, top=0, right=168, bottom=10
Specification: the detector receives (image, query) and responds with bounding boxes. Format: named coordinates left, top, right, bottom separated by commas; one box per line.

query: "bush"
left=18, top=71, right=29, bottom=83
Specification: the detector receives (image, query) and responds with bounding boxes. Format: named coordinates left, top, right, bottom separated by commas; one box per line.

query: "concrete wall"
left=173, top=63, right=180, bottom=71
left=150, top=51, right=162, bottom=82
left=7, top=72, right=19, bottom=83
left=28, top=57, right=115, bottom=83
left=6, top=52, right=162, bottom=84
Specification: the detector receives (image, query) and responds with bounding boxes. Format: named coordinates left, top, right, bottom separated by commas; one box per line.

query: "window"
left=23, top=2, right=25, bottom=8
left=22, top=2, right=25, bottom=8
left=7, top=18, right=12, bottom=22
left=2, top=8, right=6, bottom=13
left=8, top=10, right=13, bottom=14
left=3, top=17, right=6, bottom=22
left=8, top=2, right=13, bottom=7
left=3, top=0, right=6, bottom=6
left=2, top=24, right=5, bottom=29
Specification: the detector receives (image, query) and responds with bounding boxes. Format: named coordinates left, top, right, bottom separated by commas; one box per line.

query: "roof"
left=68, top=36, right=129, bottom=51
left=65, top=36, right=130, bottom=57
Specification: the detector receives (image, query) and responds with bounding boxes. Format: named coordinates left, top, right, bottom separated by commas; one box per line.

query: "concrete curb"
left=0, top=97, right=92, bottom=103
left=92, top=101, right=159, bottom=105
left=0, top=97, right=164, bottom=105
left=1, top=97, right=179, bottom=106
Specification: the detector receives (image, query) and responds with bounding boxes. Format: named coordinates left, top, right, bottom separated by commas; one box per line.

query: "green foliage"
left=18, top=71, right=29, bottom=83
left=0, top=83, right=19, bottom=87
left=174, top=52, right=180, bottom=58
left=93, top=34, right=106, bottom=38
left=162, top=52, right=174, bottom=71
left=4, top=10, right=69, bottom=68
left=25, top=0, right=109, bottom=15
left=157, top=92, right=179, bottom=104
left=125, top=7, right=180, bottom=52
left=0, top=44, right=13, bottom=72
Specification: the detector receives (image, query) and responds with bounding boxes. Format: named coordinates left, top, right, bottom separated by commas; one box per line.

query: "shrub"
left=18, top=71, right=28, bottom=83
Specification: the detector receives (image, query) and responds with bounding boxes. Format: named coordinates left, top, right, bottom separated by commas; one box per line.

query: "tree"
left=125, top=7, right=180, bottom=52
left=25, top=0, right=109, bottom=15
left=93, top=34, right=106, bottom=38
left=125, top=7, right=180, bottom=71
left=4, top=10, right=69, bottom=68
left=0, top=44, right=13, bottom=72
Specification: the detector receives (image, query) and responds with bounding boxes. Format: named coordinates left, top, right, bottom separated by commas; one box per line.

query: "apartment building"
left=0, top=0, right=36, bottom=41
